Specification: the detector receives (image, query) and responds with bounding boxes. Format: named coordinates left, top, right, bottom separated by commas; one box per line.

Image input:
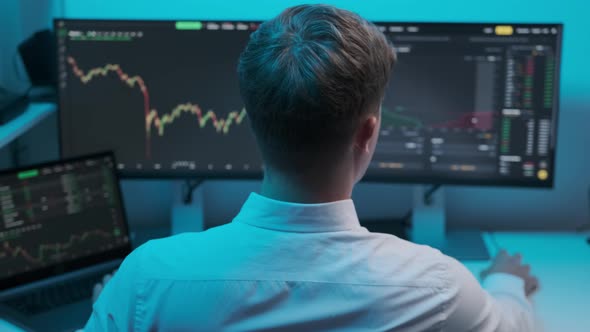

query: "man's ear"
left=354, top=115, right=378, bottom=153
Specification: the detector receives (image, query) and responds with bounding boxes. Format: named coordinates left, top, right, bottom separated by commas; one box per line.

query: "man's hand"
left=480, top=250, right=539, bottom=297
left=92, top=269, right=117, bottom=304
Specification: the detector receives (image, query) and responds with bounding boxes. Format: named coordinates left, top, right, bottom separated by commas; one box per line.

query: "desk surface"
left=464, top=232, right=590, bottom=332
left=4, top=232, right=590, bottom=332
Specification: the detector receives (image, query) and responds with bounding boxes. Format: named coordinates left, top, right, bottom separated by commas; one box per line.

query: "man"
left=84, top=4, right=538, bottom=331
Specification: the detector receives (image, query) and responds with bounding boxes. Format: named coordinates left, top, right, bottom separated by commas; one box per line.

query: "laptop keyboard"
left=3, top=273, right=104, bottom=315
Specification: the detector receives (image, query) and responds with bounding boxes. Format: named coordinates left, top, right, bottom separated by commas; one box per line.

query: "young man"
left=84, top=4, right=538, bottom=331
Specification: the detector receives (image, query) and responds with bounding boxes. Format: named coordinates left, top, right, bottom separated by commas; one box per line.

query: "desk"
left=6, top=232, right=590, bottom=332
left=464, top=233, right=590, bottom=332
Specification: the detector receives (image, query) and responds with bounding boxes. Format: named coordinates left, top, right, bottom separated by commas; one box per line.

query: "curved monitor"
left=56, top=20, right=562, bottom=187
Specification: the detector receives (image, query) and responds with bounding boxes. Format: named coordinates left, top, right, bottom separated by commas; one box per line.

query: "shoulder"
left=140, top=222, right=235, bottom=250
left=365, top=231, right=449, bottom=265
left=359, top=231, right=459, bottom=287
left=128, top=224, right=239, bottom=278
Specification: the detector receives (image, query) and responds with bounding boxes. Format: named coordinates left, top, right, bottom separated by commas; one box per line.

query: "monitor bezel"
left=55, top=19, right=562, bottom=188
left=0, top=151, right=133, bottom=292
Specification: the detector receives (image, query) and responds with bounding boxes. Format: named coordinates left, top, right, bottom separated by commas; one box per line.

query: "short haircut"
left=238, top=4, right=396, bottom=170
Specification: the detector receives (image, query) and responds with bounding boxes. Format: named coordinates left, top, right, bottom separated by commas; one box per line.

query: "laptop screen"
left=0, top=152, right=131, bottom=291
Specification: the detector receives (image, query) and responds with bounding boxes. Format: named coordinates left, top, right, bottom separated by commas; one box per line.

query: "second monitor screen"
left=58, top=20, right=262, bottom=177
left=58, top=20, right=561, bottom=186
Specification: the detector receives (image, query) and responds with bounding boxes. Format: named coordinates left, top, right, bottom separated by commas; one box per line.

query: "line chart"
left=382, top=106, right=495, bottom=131
left=66, top=56, right=247, bottom=158
left=382, top=107, right=423, bottom=128
left=430, top=111, right=494, bottom=131
left=1, top=229, right=113, bottom=265
left=146, top=103, right=246, bottom=137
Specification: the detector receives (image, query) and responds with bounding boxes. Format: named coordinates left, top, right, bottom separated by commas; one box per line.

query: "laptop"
left=0, top=152, right=132, bottom=331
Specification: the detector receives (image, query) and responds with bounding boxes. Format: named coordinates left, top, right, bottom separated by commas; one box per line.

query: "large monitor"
left=56, top=19, right=263, bottom=178
left=0, top=152, right=131, bottom=291
left=371, top=22, right=562, bottom=187
left=56, top=20, right=561, bottom=186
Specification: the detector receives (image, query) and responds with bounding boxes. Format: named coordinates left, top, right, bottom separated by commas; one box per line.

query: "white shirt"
left=84, top=193, right=534, bottom=331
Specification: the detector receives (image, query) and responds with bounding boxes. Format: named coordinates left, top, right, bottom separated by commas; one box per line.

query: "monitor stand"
left=410, top=185, right=490, bottom=261
left=171, top=180, right=206, bottom=234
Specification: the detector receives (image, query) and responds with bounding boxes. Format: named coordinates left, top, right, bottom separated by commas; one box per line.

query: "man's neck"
left=260, top=168, right=354, bottom=204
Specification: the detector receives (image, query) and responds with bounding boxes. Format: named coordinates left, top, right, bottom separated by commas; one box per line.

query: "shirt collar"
left=233, top=192, right=361, bottom=233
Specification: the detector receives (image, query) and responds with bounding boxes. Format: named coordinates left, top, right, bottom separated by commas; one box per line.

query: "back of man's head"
left=238, top=4, right=395, bottom=173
